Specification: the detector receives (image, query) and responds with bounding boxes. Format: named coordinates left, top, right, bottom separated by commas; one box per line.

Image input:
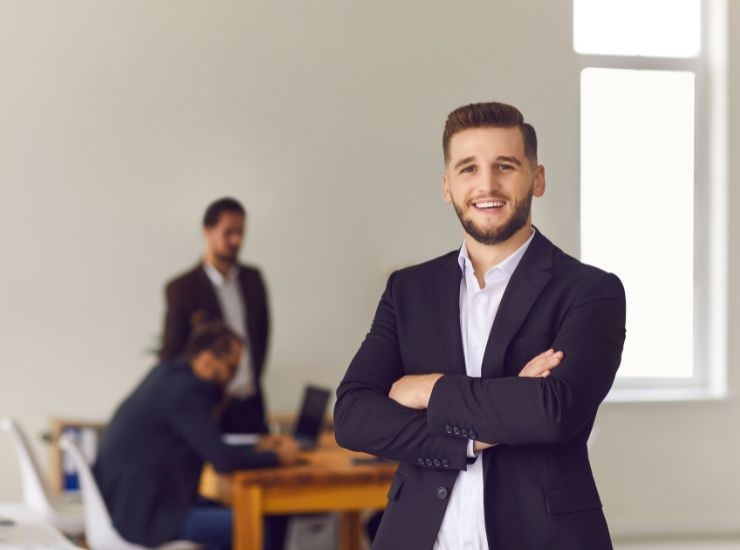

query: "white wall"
left=0, top=0, right=736, bottom=540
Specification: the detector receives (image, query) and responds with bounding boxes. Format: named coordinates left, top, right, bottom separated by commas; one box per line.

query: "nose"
left=480, top=166, right=502, bottom=193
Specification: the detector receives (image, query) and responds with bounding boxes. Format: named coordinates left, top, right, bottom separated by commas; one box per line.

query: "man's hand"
left=389, top=373, right=444, bottom=410
left=257, top=434, right=301, bottom=466
left=518, top=348, right=563, bottom=378
left=473, top=440, right=495, bottom=452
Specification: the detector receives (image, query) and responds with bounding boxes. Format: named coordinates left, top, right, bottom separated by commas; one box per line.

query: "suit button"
left=425, top=458, right=434, bottom=466
left=469, top=430, right=478, bottom=440
left=441, top=459, right=450, bottom=468
left=461, top=428, right=469, bottom=438
left=433, top=458, right=441, bottom=467
left=436, top=486, right=448, bottom=500
left=453, top=426, right=461, bottom=435
left=417, top=457, right=425, bottom=466
left=445, top=424, right=453, bottom=434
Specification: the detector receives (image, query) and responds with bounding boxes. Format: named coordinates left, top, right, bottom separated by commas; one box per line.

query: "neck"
left=464, top=224, right=533, bottom=288
left=204, top=253, right=235, bottom=278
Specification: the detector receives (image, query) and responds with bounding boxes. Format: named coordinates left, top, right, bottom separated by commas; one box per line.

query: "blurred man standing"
left=161, top=197, right=271, bottom=433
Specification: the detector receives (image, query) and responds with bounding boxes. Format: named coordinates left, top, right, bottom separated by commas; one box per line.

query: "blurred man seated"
left=93, top=318, right=299, bottom=550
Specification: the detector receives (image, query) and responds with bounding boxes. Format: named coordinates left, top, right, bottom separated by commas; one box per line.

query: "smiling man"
left=334, top=102, right=626, bottom=550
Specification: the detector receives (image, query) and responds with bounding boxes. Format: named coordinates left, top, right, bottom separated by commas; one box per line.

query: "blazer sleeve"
left=426, top=271, right=626, bottom=446
left=334, top=273, right=469, bottom=471
left=166, top=384, right=278, bottom=472
left=160, top=280, right=189, bottom=361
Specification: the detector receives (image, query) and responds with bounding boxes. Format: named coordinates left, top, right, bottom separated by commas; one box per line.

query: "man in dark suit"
left=161, top=197, right=271, bottom=433
left=95, top=319, right=299, bottom=549
left=334, top=102, right=626, bottom=550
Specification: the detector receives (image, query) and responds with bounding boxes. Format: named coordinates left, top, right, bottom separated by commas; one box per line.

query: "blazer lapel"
left=481, top=232, right=554, bottom=379
left=429, top=253, right=467, bottom=376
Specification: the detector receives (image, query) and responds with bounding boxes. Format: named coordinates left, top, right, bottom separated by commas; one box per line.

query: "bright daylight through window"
left=574, top=0, right=727, bottom=396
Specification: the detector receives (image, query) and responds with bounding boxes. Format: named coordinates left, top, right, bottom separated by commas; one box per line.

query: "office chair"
left=58, top=434, right=199, bottom=550
left=0, top=417, right=85, bottom=537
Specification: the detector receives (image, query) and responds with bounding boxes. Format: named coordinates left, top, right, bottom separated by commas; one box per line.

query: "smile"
left=473, top=200, right=505, bottom=209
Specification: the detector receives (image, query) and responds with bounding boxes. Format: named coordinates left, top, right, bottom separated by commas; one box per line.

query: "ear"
left=442, top=172, right=452, bottom=203
left=532, top=165, right=546, bottom=197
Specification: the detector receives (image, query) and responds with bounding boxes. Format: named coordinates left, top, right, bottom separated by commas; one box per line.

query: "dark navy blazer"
left=93, top=359, right=277, bottom=547
left=334, top=231, right=626, bottom=550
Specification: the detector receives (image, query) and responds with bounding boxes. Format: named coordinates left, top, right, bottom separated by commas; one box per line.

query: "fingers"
left=473, top=440, right=497, bottom=452
left=257, top=433, right=291, bottom=451
left=275, top=437, right=302, bottom=465
left=255, top=435, right=272, bottom=450
left=261, top=434, right=302, bottom=465
left=518, top=348, right=564, bottom=378
left=388, top=374, right=442, bottom=410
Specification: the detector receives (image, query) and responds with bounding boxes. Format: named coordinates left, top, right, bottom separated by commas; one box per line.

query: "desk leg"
left=338, top=511, right=362, bottom=550
left=233, top=483, right=263, bottom=550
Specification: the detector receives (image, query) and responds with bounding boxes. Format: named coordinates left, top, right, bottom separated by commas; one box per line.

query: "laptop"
left=292, top=385, right=332, bottom=450
left=222, top=385, right=331, bottom=450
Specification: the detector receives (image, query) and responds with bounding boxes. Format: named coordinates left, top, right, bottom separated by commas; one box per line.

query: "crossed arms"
left=388, top=348, right=563, bottom=452
left=334, top=267, right=626, bottom=470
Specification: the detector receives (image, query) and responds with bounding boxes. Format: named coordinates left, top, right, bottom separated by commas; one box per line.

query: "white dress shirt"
left=433, top=229, right=535, bottom=550
left=203, top=263, right=255, bottom=398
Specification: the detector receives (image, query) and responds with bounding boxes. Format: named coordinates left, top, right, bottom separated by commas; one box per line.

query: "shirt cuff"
left=466, top=439, right=477, bottom=458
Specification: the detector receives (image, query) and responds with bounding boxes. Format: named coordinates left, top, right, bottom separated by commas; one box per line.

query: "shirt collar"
left=203, top=262, right=240, bottom=287
left=457, top=227, right=536, bottom=282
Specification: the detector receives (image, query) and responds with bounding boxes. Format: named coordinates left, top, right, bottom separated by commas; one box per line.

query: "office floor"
left=351, top=538, right=740, bottom=550
left=355, top=535, right=740, bottom=550
left=616, top=541, right=740, bottom=549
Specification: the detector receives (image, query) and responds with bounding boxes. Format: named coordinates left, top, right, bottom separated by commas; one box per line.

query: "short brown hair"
left=203, top=197, right=246, bottom=228
left=185, top=313, right=240, bottom=360
left=442, top=102, right=538, bottom=166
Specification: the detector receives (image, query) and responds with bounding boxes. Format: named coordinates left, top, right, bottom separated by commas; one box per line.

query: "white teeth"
left=475, top=201, right=504, bottom=209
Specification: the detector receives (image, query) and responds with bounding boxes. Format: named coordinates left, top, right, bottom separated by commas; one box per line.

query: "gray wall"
left=0, top=0, right=737, bottom=540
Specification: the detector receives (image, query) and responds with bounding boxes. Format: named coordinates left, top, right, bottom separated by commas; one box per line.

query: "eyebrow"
left=453, top=156, right=476, bottom=171
left=453, top=155, right=523, bottom=171
left=496, top=155, right=523, bottom=167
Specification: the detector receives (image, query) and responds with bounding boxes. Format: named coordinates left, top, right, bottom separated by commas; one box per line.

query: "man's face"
left=204, top=212, right=245, bottom=264
left=443, top=126, right=545, bottom=246
left=209, top=339, right=242, bottom=386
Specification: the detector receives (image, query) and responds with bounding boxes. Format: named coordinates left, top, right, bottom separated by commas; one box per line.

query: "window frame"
left=574, top=0, right=728, bottom=401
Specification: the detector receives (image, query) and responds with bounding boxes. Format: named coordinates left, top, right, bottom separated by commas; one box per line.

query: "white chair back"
left=1, top=417, right=85, bottom=537
left=1, top=417, right=55, bottom=518
left=59, top=435, right=200, bottom=550
left=59, top=433, right=145, bottom=550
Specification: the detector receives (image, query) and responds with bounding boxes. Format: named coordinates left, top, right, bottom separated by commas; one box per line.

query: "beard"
left=452, top=187, right=534, bottom=246
left=215, top=247, right=239, bottom=265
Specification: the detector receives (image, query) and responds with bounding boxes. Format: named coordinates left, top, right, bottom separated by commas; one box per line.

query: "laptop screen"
left=293, top=385, right=331, bottom=448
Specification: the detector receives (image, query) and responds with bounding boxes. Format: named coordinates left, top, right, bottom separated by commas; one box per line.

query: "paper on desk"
left=222, top=433, right=260, bottom=445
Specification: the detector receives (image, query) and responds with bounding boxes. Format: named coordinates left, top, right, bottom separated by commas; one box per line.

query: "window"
left=574, top=0, right=728, bottom=399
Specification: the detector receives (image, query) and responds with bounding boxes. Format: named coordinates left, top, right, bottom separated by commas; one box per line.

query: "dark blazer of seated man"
left=334, top=101, right=626, bottom=550
left=94, top=319, right=299, bottom=549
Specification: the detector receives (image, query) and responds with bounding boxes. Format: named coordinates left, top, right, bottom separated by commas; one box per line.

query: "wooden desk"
left=199, top=434, right=395, bottom=550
